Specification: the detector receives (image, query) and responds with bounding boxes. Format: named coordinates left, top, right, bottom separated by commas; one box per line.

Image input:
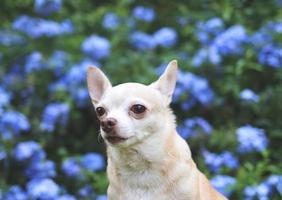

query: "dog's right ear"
left=87, top=66, right=112, bottom=105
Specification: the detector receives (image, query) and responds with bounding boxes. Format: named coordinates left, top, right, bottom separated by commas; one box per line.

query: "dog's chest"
left=120, top=164, right=162, bottom=187
left=108, top=152, right=169, bottom=199
left=108, top=160, right=196, bottom=200
left=109, top=169, right=169, bottom=200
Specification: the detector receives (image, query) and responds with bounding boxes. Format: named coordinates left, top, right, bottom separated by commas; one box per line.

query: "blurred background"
left=0, top=0, right=282, bottom=199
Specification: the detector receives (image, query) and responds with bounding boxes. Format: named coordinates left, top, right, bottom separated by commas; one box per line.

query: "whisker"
left=97, top=130, right=104, bottom=144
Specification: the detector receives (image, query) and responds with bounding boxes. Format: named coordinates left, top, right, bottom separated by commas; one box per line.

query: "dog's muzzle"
left=100, top=118, right=130, bottom=144
left=100, top=117, right=117, bottom=133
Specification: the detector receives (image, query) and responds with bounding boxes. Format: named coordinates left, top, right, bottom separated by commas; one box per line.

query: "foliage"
left=0, top=0, right=282, bottom=199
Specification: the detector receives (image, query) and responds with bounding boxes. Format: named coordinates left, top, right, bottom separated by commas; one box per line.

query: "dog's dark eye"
left=96, top=107, right=106, bottom=117
left=130, top=104, right=146, bottom=114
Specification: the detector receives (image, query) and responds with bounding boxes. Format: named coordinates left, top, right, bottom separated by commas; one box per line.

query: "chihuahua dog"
left=87, top=60, right=227, bottom=200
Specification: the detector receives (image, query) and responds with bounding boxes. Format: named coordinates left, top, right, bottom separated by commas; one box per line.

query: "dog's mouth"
left=105, top=136, right=129, bottom=144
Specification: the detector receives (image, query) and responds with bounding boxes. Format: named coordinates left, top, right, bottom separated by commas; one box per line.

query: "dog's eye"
left=130, top=104, right=146, bottom=114
left=96, top=107, right=106, bottom=117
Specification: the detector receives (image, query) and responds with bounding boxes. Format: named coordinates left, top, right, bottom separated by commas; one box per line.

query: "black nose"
left=101, top=118, right=117, bottom=133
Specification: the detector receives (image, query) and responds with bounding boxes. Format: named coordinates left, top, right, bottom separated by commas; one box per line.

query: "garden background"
left=0, top=0, right=282, bottom=199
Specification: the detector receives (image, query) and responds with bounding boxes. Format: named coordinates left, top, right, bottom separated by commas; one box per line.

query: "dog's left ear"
left=150, top=60, right=178, bottom=105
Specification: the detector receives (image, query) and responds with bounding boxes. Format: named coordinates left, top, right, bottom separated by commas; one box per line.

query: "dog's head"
left=87, top=60, right=177, bottom=147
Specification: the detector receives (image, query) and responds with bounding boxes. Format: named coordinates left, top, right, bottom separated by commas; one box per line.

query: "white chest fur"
left=106, top=135, right=199, bottom=200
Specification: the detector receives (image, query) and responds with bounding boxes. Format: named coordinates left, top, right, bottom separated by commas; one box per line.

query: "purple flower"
left=205, top=18, right=224, bottom=34
left=0, top=30, right=25, bottom=46
left=78, top=185, right=96, bottom=198
left=244, top=175, right=282, bottom=199
left=51, top=59, right=99, bottom=92
left=177, top=117, right=212, bottom=139
left=265, top=20, right=282, bottom=34
left=47, top=50, right=70, bottom=77
left=27, top=178, right=60, bottom=200
left=0, top=86, right=11, bottom=108
left=184, top=73, right=214, bottom=105
left=203, top=150, right=239, bottom=172
left=258, top=44, right=282, bottom=69
left=1, top=111, right=30, bottom=132
left=266, top=175, right=282, bottom=195
left=72, top=87, right=89, bottom=107
left=192, top=48, right=208, bottom=67
left=13, top=16, right=73, bottom=38
left=189, top=117, right=212, bottom=135
left=172, top=70, right=214, bottom=109
left=196, top=17, right=224, bottom=44
left=57, top=194, right=76, bottom=200
left=5, top=185, right=27, bottom=200
left=103, top=12, right=119, bottom=30
left=208, top=45, right=221, bottom=65
left=62, top=157, right=82, bottom=177
left=49, top=59, right=98, bottom=106
left=236, top=125, right=268, bottom=153
left=40, top=102, right=69, bottom=132
left=96, top=195, right=107, bottom=200
left=153, top=27, right=177, bottom=48
left=211, top=175, right=236, bottom=197
left=81, top=35, right=111, bottom=60
left=34, top=0, right=62, bottom=16
left=249, top=31, right=272, bottom=48
left=130, top=31, right=156, bottom=50
left=213, top=25, right=247, bottom=55
left=24, top=51, right=45, bottom=73
left=195, top=24, right=246, bottom=65
left=81, top=153, right=105, bottom=172
left=0, top=111, right=30, bottom=139
left=192, top=47, right=222, bottom=66
left=25, top=160, right=56, bottom=179
left=132, top=6, right=155, bottom=22
left=244, top=182, right=272, bottom=200
left=13, top=141, right=45, bottom=162
left=197, top=18, right=224, bottom=35
left=240, top=89, right=260, bottom=102
left=0, top=150, right=6, bottom=160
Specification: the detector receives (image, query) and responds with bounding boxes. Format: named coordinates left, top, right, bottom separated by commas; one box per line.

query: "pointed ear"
left=87, top=66, right=112, bottom=105
left=150, top=60, right=178, bottom=105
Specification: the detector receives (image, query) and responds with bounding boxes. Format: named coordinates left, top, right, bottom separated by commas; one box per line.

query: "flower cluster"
left=62, top=153, right=105, bottom=178
left=177, top=117, right=213, bottom=138
left=0, top=111, right=30, bottom=140
left=244, top=175, right=282, bottom=200
left=9, top=140, right=106, bottom=199
left=203, top=150, right=239, bottom=172
left=132, top=6, right=155, bottom=22
left=211, top=175, right=237, bottom=197
left=34, top=0, right=62, bottom=16
left=0, top=30, right=25, bottom=46
left=240, top=89, right=260, bottom=103
left=258, top=44, right=282, bottom=69
left=193, top=21, right=248, bottom=66
left=40, top=102, right=69, bottom=132
left=130, top=27, right=177, bottom=50
left=13, top=16, right=73, bottom=39
left=236, top=125, right=268, bottom=153
left=175, top=70, right=214, bottom=109
left=81, top=35, right=111, bottom=60
left=102, top=12, right=120, bottom=30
